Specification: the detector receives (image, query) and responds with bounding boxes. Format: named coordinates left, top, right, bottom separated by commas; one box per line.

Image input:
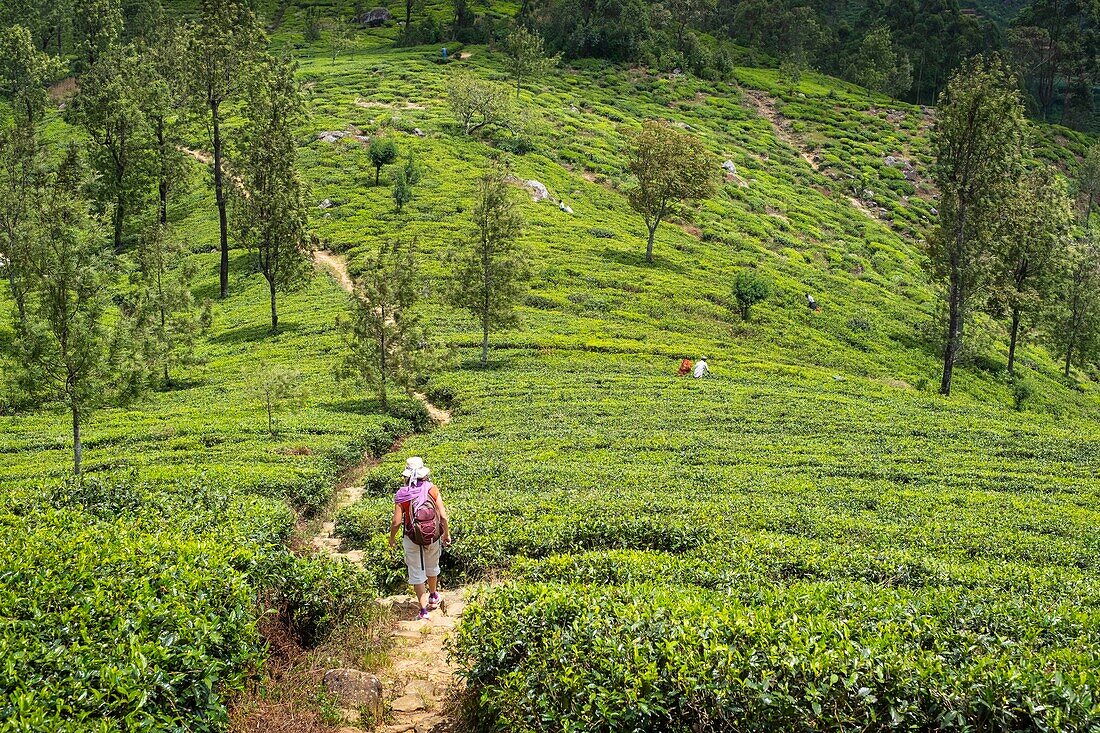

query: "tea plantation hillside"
left=2, top=1, right=1100, bottom=730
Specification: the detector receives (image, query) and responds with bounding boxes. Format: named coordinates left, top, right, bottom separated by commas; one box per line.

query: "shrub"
left=1011, top=376, right=1037, bottom=411
left=731, top=269, right=773, bottom=321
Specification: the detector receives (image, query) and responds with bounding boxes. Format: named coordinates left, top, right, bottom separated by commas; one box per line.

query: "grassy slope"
left=274, top=8, right=1100, bottom=726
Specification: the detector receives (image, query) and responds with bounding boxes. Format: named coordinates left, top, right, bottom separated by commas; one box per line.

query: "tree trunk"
left=268, top=277, right=278, bottom=333
left=940, top=270, right=962, bottom=396
left=481, top=319, right=489, bottom=365
left=113, top=189, right=125, bottom=252
left=1064, top=336, right=1074, bottom=377
left=375, top=165, right=381, bottom=185
left=645, top=222, right=659, bottom=263
left=6, top=269, right=25, bottom=323
left=379, top=324, right=388, bottom=408
left=157, top=118, right=169, bottom=226
left=212, top=100, right=229, bottom=300
left=72, top=398, right=82, bottom=476
left=1007, top=305, right=1021, bottom=375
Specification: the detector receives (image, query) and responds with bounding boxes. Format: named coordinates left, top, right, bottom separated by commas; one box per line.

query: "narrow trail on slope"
left=312, top=249, right=466, bottom=733
left=742, top=89, right=882, bottom=222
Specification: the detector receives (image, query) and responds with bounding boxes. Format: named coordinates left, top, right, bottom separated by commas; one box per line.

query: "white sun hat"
left=402, top=456, right=430, bottom=480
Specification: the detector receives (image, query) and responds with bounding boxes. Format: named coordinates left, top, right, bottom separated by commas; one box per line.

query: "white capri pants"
left=403, top=535, right=441, bottom=585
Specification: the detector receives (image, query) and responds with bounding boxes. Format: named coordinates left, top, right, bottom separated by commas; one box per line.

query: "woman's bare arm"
left=388, top=504, right=403, bottom=548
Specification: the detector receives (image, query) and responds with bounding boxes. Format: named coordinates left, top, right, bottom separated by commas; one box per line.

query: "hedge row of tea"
left=0, top=230, right=399, bottom=726
left=337, top=352, right=1100, bottom=729
left=0, top=477, right=376, bottom=730
left=455, top=581, right=1100, bottom=731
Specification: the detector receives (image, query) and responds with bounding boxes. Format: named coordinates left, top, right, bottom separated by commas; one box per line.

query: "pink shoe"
left=418, top=607, right=431, bottom=620
left=427, top=592, right=441, bottom=610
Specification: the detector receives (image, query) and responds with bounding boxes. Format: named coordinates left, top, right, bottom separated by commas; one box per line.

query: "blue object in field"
left=441, top=47, right=447, bottom=60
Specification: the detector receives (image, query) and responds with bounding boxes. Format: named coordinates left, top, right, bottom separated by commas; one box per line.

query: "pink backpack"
left=402, top=481, right=442, bottom=547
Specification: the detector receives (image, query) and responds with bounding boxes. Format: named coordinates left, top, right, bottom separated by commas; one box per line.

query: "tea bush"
left=455, top=582, right=1100, bottom=732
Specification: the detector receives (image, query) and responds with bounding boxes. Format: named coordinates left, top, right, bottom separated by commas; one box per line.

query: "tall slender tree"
left=188, top=0, right=263, bottom=299
left=73, top=0, right=123, bottom=68
left=1049, top=233, right=1100, bottom=376
left=232, top=55, right=312, bottom=334
left=0, top=123, right=41, bottom=325
left=141, top=18, right=191, bottom=226
left=1076, top=143, right=1100, bottom=229
left=0, top=24, right=63, bottom=126
left=926, top=55, right=1025, bottom=396
left=992, top=166, right=1072, bottom=375
left=447, top=164, right=527, bottom=366
left=67, top=44, right=153, bottom=252
left=17, top=181, right=115, bottom=476
left=132, top=224, right=201, bottom=387
left=337, top=240, right=435, bottom=408
left=503, top=24, right=559, bottom=98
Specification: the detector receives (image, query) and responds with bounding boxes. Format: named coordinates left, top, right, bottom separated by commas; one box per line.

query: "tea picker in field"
left=806, top=293, right=822, bottom=312
left=389, top=457, right=452, bottom=620
left=693, top=357, right=710, bottom=378
left=678, top=357, right=693, bottom=376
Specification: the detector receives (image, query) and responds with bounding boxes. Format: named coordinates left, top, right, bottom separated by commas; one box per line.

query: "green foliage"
left=447, top=71, right=514, bottom=136
left=130, top=224, right=203, bottom=387
left=250, top=364, right=304, bottom=436
left=73, top=0, right=123, bottom=67
left=447, top=164, right=527, bottom=365
left=731, top=268, right=773, bottom=321
left=368, top=137, right=397, bottom=185
left=66, top=44, right=153, bottom=251
left=992, top=165, right=1073, bottom=375
left=392, top=166, right=413, bottom=212
left=455, top=581, right=1100, bottom=732
left=627, top=120, right=715, bottom=262
left=1010, top=374, right=1036, bottom=410
left=503, top=24, right=560, bottom=98
left=1048, top=233, right=1100, bottom=376
left=927, top=55, right=1025, bottom=396
left=233, top=54, right=312, bottom=333
left=303, top=6, right=322, bottom=41
left=337, top=239, right=439, bottom=407
left=846, top=26, right=912, bottom=98
left=16, top=184, right=120, bottom=475
left=0, top=24, right=64, bottom=125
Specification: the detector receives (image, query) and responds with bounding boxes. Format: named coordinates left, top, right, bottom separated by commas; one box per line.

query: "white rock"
left=527, top=180, right=549, bottom=202
left=413, top=127, right=426, bottom=137
left=722, top=160, right=737, bottom=174
left=319, top=198, right=333, bottom=209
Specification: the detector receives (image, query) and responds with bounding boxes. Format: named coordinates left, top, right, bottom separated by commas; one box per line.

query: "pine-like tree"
left=188, top=0, right=263, bottom=299
left=232, top=55, right=313, bottom=334
left=447, top=164, right=527, bottom=365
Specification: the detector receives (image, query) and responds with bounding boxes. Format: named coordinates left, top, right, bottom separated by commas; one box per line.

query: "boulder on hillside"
left=527, top=180, right=549, bottom=202
left=323, top=669, right=383, bottom=718
left=722, top=159, right=737, bottom=174
left=318, top=130, right=348, bottom=143
left=356, top=7, right=391, bottom=26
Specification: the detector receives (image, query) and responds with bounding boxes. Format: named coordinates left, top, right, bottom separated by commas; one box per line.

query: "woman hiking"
left=389, top=457, right=452, bottom=620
